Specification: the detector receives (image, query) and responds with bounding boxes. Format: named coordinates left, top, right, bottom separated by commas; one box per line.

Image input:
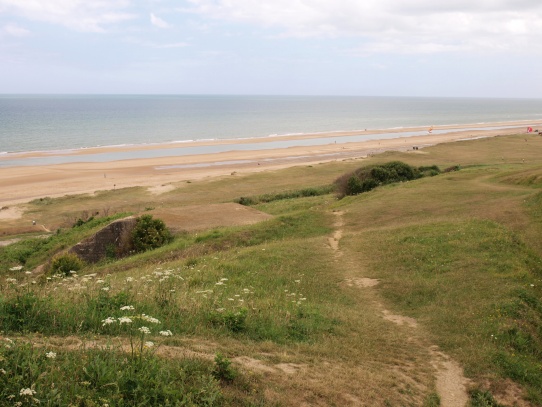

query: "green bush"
left=335, top=161, right=441, bottom=197
left=49, top=252, right=85, bottom=276
left=213, top=353, right=237, bottom=382
left=209, top=308, right=248, bottom=333
left=131, top=215, right=173, bottom=253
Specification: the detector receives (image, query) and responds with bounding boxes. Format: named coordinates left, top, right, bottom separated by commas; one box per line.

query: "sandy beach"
left=1, top=121, right=540, bottom=208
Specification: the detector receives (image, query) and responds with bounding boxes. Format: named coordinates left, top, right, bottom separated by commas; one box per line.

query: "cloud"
left=2, top=23, right=31, bottom=37
left=185, top=0, right=542, bottom=54
left=150, top=13, right=171, bottom=29
left=0, top=0, right=136, bottom=32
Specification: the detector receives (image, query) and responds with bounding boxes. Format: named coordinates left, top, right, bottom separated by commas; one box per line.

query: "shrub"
left=213, top=353, right=237, bottom=382
left=209, top=308, right=248, bottom=333
left=443, top=165, right=461, bottom=173
left=335, top=161, right=441, bottom=197
left=49, top=252, right=85, bottom=276
left=131, top=215, right=173, bottom=253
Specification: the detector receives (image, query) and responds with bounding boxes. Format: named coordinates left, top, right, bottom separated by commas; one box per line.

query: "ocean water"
left=0, top=95, right=542, bottom=154
left=1, top=95, right=542, bottom=155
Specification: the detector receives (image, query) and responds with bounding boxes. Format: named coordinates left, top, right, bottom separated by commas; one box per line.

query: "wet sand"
left=0, top=121, right=540, bottom=207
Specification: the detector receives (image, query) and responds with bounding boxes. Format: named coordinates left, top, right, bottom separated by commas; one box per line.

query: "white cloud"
left=150, top=13, right=171, bottom=29
left=185, top=0, right=542, bottom=54
left=0, top=0, right=136, bottom=32
left=3, top=23, right=31, bottom=37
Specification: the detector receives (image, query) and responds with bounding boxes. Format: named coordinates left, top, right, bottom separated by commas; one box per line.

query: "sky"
left=1, top=0, right=541, bottom=97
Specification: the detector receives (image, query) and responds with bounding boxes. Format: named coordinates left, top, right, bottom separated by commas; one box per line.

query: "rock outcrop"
left=69, top=217, right=137, bottom=263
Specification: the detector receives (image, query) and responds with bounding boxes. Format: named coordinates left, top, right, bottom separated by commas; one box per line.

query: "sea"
left=1, top=95, right=542, bottom=165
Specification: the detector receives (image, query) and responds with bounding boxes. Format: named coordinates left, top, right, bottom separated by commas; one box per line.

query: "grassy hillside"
left=2, top=134, right=542, bottom=406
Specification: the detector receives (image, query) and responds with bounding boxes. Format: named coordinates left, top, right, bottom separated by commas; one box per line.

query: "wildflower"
left=46, top=351, right=57, bottom=359
left=9, top=266, right=23, bottom=271
left=159, top=330, right=173, bottom=336
left=101, top=287, right=110, bottom=291
left=0, top=368, right=6, bottom=374
left=215, top=308, right=225, bottom=313
left=5, top=338, right=14, bottom=344
left=228, top=298, right=234, bottom=301
left=20, top=388, right=36, bottom=396
left=6, top=278, right=17, bottom=283
left=102, top=317, right=116, bottom=326
left=220, top=278, right=228, bottom=281
left=69, top=270, right=77, bottom=274
left=7, top=395, right=15, bottom=399
left=120, top=305, right=134, bottom=311
left=126, top=277, right=134, bottom=282
left=138, top=326, right=151, bottom=334
left=294, top=280, right=300, bottom=283
left=25, top=271, right=32, bottom=275
left=144, top=341, right=154, bottom=348
left=215, top=281, right=225, bottom=286
left=140, top=314, right=160, bottom=324
left=96, top=279, right=105, bottom=284
left=118, top=317, right=133, bottom=324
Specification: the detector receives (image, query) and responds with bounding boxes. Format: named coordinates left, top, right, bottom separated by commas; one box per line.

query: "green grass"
left=5, top=134, right=542, bottom=405
left=0, top=338, right=225, bottom=406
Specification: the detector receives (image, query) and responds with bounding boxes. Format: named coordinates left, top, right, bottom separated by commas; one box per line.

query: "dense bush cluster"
left=335, top=161, right=442, bottom=197
left=49, top=252, right=86, bottom=276
left=131, top=214, right=173, bottom=253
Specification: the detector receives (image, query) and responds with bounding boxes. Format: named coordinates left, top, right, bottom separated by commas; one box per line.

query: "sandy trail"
left=329, top=210, right=470, bottom=406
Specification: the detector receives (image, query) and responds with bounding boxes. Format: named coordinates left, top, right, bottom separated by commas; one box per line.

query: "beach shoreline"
left=1, top=121, right=540, bottom=208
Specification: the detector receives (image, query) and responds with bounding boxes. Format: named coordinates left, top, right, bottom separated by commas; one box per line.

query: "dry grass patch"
left=149, top=203, right=273, bottom=232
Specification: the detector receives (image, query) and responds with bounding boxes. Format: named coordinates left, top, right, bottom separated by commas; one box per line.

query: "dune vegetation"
left=1, top=134, right=542, bottom=406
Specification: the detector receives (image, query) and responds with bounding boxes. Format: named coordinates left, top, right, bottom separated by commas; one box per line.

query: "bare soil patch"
left=345, top=277, right=380, bottom=288
left=0, top=238, right=21, bottom=247
left=381, top=309, right=419, bottom=328
left=0, top=206, right=23, bottom=220
left=150, top=203, right=273, bottom=232
left=147, top=184, right=176, bottom=195
left=430, top=346, right=470, bottom=407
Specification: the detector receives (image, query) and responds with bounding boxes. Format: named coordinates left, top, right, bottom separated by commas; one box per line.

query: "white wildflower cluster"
left=102, top=317, right=116, bottom=326
left=286, top=291, right=307, bottom=306
left=144, top=341, right=154, bottom=348
left=118, top=317, right=133, bottom=325
left=9, top=266, right=23, bottom=271
left=0, top=368, right=7, bottom=375
left=6, top=278, right=17, bottom=284
left=159, top=330, right=173, bottom=336
left=19, top=388, right=36, bottom=396
left=120, top=305, right=135, bottom=311
left=138, top=326, right=151, bottom=334
left=140, top=314, right=160, bottom=324
left=45, top=351, right=57, bottom=359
